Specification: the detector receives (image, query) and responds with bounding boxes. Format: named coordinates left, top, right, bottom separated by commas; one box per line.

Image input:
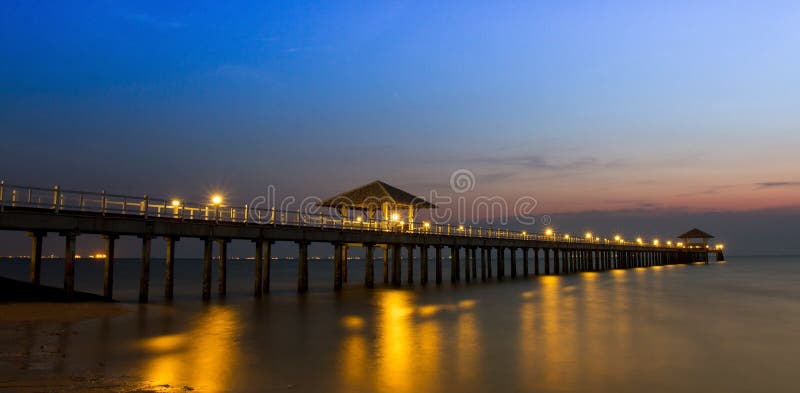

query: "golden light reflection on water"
left=336, top=291, right=482, bottom=393
left=455, top=309, right=479, bottom=383
left=140, top=306, right=240, bottom=393
left=376, top=291, right=414, bottom=393
left=538, top=275, right=563, bottom=387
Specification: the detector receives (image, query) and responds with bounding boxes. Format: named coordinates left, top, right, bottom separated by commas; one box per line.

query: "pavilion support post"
left=202, top=238, right=212, bottom=301
left=253, top=239, right=263, bottom=297
left=435, top=246, right=443, bottom=285
left=510, top=247, right=517, bottom=278
left=534, top=248, right=540, bottom=275
left=365, top=244, right=375, bottom=288
left=334, top=243, right=343, bottom=291
left=217, top=239, right=229, bottom=297
left=297, top=241, right=309, bottom=293
left=263, top=241, right=273, bottom=294
left=63, top=232, right=77, bottom=300
left=382, top=246, right=389, bottom=284
left=523, top=248, right=529, bottom=277
left=391, top=244, right=401, bottom=286
left=28, top=232, right=45, bottom=286
left=102, top=235, right=117, bottom=301
left=139, top=236, right=151, bottom=303
left=165, top=236, right=177, bottom=300
left=420, top=246, right=428, bottom=285
left=406, top=245, right=414, bottom=285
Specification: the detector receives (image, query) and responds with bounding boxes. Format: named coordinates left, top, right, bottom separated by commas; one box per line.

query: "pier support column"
left=334, top=243, right=343, bottom=290
left=102, top=235, right=117, bottom=301
left=383, top=246, right=390, bottom=284
left=544, top=248, right=551, bottom=275
left=297, top=241, right=309, bottom=293
left=202, top=238, right=212, bottom=301
left=510, top=248, right=517, bottom=278
left=263, top=241, right=273, bottom=294
left=139, top=236, right=152, bottom=303
left=217, top=239, right=229, bottom=297
left=523, top=248, right=529, bottom=277
left=435, top=245, right=443, bottom=285
left=406, top=245, right=415, bottom=285
left=342, top=245, right=349, bottom=283
left=469, top=247, right=478, bottom=280
left=554, top=249, right=561, bottom=275
left=63, top=232, right=77, bottom=299
left=253, top=239, right=263, bottom=297
left=365, top=243, right=375, bottom=288
left=165, top=236, right=177, bottom=299
left=391, top=244, right=401, bottom=286
left=420, top=246, right=429, bottom=285
left=534, top=248, right=540, bottom=275
left=28, top=232, right=45, bottom=286
left=497, top=247, right=505, bottom=280
left=451, top=246, right=460, bottom=283
left=464, top=247, right=471, bottom=283
left=480, top=247, right=487, bottom=281
left=487, top=247, right=493, bottom=278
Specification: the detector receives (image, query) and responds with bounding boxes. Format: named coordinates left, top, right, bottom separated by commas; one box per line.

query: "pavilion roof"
left=319, top=180, right=435, bottom=209
left=677, top=228, right=714, bottom=239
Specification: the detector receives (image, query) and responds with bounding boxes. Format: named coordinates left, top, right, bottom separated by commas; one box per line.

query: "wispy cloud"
left=675, top=184, right=737, bottom=197
left=121, top=12, right=185, bottom=29
left=476, top=154, right=604, bottom=171
left=756, top=181, right=800, bottom=189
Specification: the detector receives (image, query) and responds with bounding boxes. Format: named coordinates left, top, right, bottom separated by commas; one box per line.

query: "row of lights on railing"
left=169, top=194, right=224, bottom=208
left=163, top=195, right=725, bottom=250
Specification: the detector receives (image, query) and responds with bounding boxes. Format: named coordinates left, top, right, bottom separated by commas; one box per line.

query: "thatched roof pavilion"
left=319, top=180, right=435, bottom=222
left=678, top=228, right=714, bottom=247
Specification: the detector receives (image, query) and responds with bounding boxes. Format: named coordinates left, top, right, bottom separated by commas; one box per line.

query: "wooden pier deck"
left=0, top=183, right=724, bottom=302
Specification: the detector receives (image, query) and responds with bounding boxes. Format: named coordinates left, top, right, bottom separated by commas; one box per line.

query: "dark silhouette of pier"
left=0, top=182, right=724, bottom=302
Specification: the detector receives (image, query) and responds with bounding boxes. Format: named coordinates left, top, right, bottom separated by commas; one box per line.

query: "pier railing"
left=0, top=182, right=672, bottom=247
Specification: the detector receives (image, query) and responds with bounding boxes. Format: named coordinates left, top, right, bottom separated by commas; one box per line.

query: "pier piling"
left=103, top=235, right=117, bottom=300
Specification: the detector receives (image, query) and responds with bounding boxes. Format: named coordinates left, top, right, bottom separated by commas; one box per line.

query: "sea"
left=0, top=256, right=798, bottom=393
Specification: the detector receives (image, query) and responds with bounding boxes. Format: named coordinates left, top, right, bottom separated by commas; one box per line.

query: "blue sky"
left=1, top=1, right=799, bottom=255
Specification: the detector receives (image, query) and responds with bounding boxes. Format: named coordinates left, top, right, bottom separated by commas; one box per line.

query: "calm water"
left=1, top=256, right=799, bottom=392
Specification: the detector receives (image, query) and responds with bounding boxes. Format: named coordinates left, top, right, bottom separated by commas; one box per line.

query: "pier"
left=0, top=181, right=725, bottom=302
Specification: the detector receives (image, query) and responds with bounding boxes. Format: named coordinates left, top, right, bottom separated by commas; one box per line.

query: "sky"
left=1, top=1, right=799, bottom=256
